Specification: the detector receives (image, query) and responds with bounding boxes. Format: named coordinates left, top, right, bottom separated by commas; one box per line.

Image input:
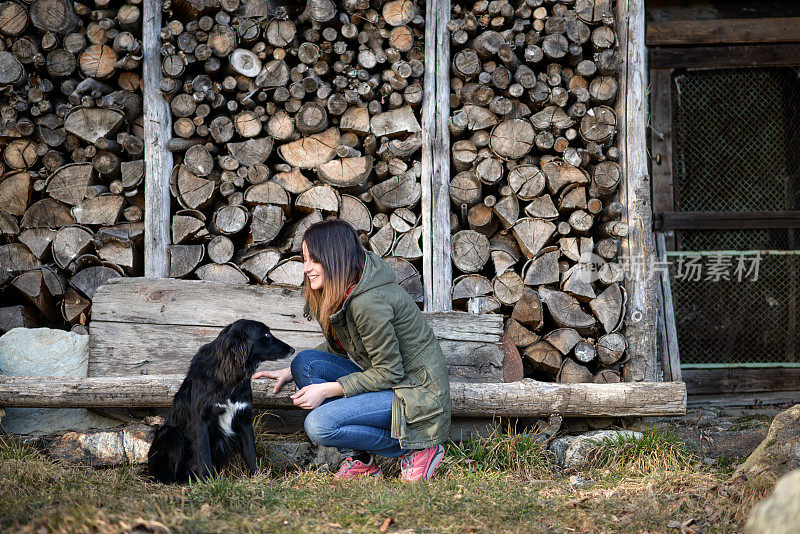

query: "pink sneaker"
left=400, top=444, right=445, bottom=481
left=335, top=456, right=383, bottom=479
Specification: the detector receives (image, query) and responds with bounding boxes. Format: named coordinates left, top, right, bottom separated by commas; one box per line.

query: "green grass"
left=586, top=430, right=694, bottom=475
left=0, top=429, right=771, bottom=533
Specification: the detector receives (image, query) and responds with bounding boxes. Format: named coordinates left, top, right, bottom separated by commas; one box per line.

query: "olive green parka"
left=310, top=250, right=451, bottom=450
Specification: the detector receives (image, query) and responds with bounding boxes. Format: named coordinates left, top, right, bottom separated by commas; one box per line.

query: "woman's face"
left=302, top=241, right=325, bottom=291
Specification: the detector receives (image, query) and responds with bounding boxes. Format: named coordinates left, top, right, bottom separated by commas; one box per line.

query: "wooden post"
left=649, top=68, right=676, bottom=251
left=655, top=232, right=681, bottom=381
left=143, top=0, right=172, bottom=278
left=616, top=0, right=658, bottom=381
left=421, top=0, right=452, bottom=311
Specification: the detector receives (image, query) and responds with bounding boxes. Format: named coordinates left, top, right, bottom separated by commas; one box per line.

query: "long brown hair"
left=302, top=219, right=365, bottom=338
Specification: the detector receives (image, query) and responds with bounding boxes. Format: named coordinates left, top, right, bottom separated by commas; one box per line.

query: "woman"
left=253, top=219, right=451, bottom=481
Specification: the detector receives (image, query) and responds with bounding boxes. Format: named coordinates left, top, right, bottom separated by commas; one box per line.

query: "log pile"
left=160, top=0, right=427, bottom=301
left=446, top=0, right=628, bottom=383
left=0, top=0, right=145, bottom=333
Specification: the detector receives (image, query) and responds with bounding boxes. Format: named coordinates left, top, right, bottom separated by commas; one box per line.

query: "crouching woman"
left=254, top=219, right=450, bottom=480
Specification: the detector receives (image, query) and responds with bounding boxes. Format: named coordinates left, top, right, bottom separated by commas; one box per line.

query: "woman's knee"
left=290, top=350, right=318, bottom=382
left=303, top=409, right=336, bottom=445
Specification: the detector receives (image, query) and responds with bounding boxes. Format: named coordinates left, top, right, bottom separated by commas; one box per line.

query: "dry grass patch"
left=0, top=428, right=773, bottom=533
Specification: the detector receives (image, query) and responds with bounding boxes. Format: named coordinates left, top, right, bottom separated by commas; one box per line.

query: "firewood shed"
left=0, top=0, right=688, bottom=422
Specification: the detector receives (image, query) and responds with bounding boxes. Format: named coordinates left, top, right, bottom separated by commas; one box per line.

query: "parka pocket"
left=393, top=383, right=444, bottom=424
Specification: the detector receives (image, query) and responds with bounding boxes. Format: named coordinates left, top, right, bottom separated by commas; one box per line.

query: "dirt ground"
left=632, top=397, right=791, bottom=464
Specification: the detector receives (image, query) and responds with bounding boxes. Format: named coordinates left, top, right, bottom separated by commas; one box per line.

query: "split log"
left=239, top=249, right=282, bottom=284
left=249, top=205, right=286, bottom=245
left=451, top=273, right=492, bottom=304
left=316, top=157, right=373, bottom=188
left=64, top=107, right=124, bottom=144
left=539, top=286, right=596, bottom=333
left=590, top=283, right=624, bottom=333
left=558, top=359, right=593, bottom=383
left=524, top=340, right=562, bottom=377
left=169, top=244, right=205, bottom=278
left=21, top=198, right=75, bottom=228
left=277, top=128, right=339, bottom=168
left=522, top=248, right=560, bottom=286
left=52, top=225, right=93, bottom=269
left=512, top=218, right=556, bottom=259
left=452, top=230, right=490, bottom=273
left=371, top=173, right=421, bottom=211
left=0, top=172, right=33, bottom=216
left=268, top=257, right=305, bottom=287
left=196, top=263, right=249, bottom=284
left=383, top=256, right=424, bottom=304
left=506, top=318, right=539, bottom=348
left=597, top=332, right=626, bottom=366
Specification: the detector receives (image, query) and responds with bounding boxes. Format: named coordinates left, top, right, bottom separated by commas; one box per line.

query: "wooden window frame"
left=649, top=44, right=800, bottom=249
left=649, top=41, right=800, bottom=392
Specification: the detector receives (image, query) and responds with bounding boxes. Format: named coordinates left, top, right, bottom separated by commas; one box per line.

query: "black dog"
left=147, top=319, right=293, bottom=483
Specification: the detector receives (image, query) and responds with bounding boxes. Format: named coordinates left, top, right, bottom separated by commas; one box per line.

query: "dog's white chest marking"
left=216, top=400, right=249, bottom=436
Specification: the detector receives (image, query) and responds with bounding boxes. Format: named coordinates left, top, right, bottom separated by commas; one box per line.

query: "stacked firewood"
left=0, top=0, right=144, bottom=332
left=160, top=0, right=427, bottom=302
left=447, top=0, right=628, bottom=383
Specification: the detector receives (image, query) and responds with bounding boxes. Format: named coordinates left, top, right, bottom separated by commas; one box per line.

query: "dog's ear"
left=227, top=328, right=252, bottom=368
left=214, top=325, right=252, bottom=382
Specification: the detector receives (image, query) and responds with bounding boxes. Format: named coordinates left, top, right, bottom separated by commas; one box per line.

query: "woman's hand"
left=252, top=367, right=293, bottom=394
left=291, top=382, right=343, bottom=410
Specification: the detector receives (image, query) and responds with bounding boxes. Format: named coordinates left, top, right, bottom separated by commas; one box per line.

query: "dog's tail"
left=147, top=425, right=189, bottom=484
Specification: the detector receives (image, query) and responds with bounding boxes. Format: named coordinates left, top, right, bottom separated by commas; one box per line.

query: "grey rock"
left=549, top=435, right=578, bottom=467
left=49, top=424, right=154, bottom=466
left=736, top=404, right=800, bottom=481
left=745, top=469, right=800, bottom=534
left=569, top=474, right=594, bottom=489
left=549, top=430, right=643, bottom=468
left=310, top=444, right=342, bottom=471
left=262, top=439, right=341, bottom=471
left=0, top=327, right=118, bottom=435
left=263, top=440, right=313, bottom=470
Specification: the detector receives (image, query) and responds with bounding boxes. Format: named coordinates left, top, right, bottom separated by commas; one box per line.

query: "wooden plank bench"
left=0, top=277, right=687, bottom=418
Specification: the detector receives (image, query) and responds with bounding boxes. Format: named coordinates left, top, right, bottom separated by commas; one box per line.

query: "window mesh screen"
left=672, top=67, right=800, bottom=215
left=670, top=252, right=800, bottom=365
left=668, top=67, right=800, bottom=366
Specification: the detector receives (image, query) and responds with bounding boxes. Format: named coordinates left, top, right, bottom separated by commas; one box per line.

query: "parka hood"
left=303, top=250, right=396, bottom=321
left=350, top=250, right=397, bottom=296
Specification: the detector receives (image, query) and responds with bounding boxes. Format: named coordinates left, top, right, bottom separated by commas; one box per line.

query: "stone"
left=0, top=327, right=118, bottom=435
left=549, top=435, right=577, bottom=466
left=745, top=469, right=800, bottom=534
left=262, top=438, right=342, bottom=471
left=736, top=405, right=800, bottom=481
left=549, top=430, right=643, bottom=468
left=48, top=424, right=154, bottom=466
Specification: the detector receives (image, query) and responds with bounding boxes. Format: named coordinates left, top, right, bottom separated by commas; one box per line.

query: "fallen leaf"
left=199, top=503, right=213, bottom=518
left=379, top=517, right=395, bottom=532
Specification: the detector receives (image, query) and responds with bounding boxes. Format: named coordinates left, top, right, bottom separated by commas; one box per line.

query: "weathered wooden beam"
left=142, top=0, right=172, bottom=277
left=0, top=376, right=687, bottom=416
left=655, top=232, right=681, bottom=382
left=649, top=70, right=674, bottom=224
left=617, top=0, right=658, bottom=381
left=649, top=44, right=800, bottom=70
left=656, top=211, right=800, bottom=231
left=647, top=18, right=800, bottom=46
left=421, top=0, right=452, bottom=312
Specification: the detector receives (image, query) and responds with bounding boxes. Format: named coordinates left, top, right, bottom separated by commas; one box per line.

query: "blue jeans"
left=290, top=349, right=410, bottom=458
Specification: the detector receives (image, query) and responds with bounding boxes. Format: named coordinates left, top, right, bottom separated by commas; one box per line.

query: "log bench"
left=0, top=277, right=687, bottom=423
